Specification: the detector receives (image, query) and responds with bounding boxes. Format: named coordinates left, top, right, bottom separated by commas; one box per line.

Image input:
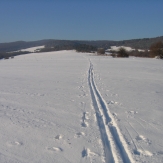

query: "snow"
left=137, top=49, right=145, bottom=52
left=108, top=46, right=135, bottom=52
left=20, top=46, right=45, bottom=52
left=107, top=46, right=145, bottom=52
left=0, top=50, right=163, bottom=163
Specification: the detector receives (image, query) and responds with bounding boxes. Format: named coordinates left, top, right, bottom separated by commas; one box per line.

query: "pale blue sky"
left=0, top=0, right=163, bottom=43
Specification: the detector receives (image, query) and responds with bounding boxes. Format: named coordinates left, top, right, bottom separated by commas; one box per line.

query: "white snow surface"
left=108, top=46, right=145, bottom=52
left=109, top=46, right=135, bottom=52
left=0, top=50, right=163, bottom=163
left=20, top=46, right=45, bottom=52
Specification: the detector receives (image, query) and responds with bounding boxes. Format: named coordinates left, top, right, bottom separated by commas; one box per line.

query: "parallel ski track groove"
left=88, top=61, right=134, bottom=163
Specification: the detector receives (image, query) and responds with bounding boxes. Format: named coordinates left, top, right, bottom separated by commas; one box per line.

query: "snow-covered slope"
left=20, top=46, right=44, bottom=52
left=0, top=50, right=163, bottom=163
left=107, top=46, right=145, bottom=52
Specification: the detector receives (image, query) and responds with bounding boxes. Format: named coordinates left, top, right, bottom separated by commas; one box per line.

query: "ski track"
left=88, top=61, right=134, bottom=163
left=137, top=117, right=160, bottom=131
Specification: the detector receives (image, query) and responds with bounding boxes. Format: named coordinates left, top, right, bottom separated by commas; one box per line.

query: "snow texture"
left=0, top=50, right=163, bottom=163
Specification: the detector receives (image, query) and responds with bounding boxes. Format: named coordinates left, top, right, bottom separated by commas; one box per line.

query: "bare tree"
left=117, top=48, right=129, bottom=58
left=97, top=48, right=105, bottom=55
left=150, top=41, right=163, bottom=58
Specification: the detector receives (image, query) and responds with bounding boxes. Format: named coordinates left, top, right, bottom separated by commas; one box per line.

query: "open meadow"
left=0, top=50, right=163, bottom=163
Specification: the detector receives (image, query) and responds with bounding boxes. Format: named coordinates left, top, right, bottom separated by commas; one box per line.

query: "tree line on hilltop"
left=1, top=41, right=163, bottom=60
left=0, top=43, right=97, bottom=59
left=0, top=51, right=31, bottom=60
left=39, top=43, right=97, bottom=53
left=0, top=37, right=163, bottom=59
left=1, top=36, right=163, bottom=53
left=107, top=41, right=163, bottom=58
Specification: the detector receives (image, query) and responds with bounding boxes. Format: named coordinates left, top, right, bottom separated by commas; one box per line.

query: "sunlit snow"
left=20, top=46, right=45, bottom=52
left=0, top=50, right=163, bottom=163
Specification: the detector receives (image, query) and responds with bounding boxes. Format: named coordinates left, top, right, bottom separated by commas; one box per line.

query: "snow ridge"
left=88, top=61, right=134, bottom=163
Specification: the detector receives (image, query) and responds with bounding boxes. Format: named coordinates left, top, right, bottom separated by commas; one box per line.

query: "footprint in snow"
left=156, top=151, right=163, bottom=155
left=133, top=148, right=153, bottom=156
left=81, top=122, right=88, bottom=127
left=112, top=112, right=120, bottom=121
left=74, top=132, right=85, bottom=138
left=135, top=135, right=146, bottom=141
left=135, top=135, right=151, bottom=145
left=82, top=148, right=88, bottom=157
left=81, top=112, right=89, bottom=127
left=7, top=141, right=23, bottom=147
left=82, top=148, right=99, bottom=158
left=111, top=93, right=118, bottom=97
left=112, top=112, right=117, bottom=117
left=128, top=110, right=138, bottom=114
left=55, top=134, right=62, bottom=140
left=47, top=147, right=63, bottom=152
left=108, top=101, right=118, bottom=105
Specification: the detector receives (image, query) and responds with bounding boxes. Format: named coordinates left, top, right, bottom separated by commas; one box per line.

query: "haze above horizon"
left=0, top=0, right=163, bottom=43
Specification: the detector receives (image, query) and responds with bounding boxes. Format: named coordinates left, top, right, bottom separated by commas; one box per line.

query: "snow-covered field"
left=107, top=46, right=145, bottom=52
left=0, top=50, right=163, bottom=163
left=19, top=46, right=45, bottom=52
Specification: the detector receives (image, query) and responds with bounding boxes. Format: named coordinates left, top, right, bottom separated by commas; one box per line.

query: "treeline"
left=149, top=41, right=163, bottom=58
left=39, top=43, right=97, bottom=53
left=1, top=36, right=163, bottom=53
left=107, top=49, right=150, bottom=58
left=75, top=44, right=97, bottom=52
left=44, top=36, right=163, bottom=50
left=128, top=41, right=163, bottom=58
left=128, top=50, right=150, bottom=57
left=0, top=40, right=49, bottom=52
left=108, top=41, right=163, bottom=59
left=0, top=51, right=31, bottom=59
left=0, top=43, right=97, bottom=60
left=1, top=40, right=162, bottom=60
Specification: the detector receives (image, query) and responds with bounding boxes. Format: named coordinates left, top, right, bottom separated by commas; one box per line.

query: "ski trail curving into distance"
left=88, top=60, right=135, bottom=163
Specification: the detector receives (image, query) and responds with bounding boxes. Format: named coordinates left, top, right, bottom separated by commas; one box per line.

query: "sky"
left=0, top=0, right=163, bottom=43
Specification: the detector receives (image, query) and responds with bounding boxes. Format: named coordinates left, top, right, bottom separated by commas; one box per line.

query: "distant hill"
left=0, top=40, right=51, bottom=52
left=0, top=36, right=163, bottom=52
left=112, top=36, right=163, bottom=50
left=76, top=36, right=163, bottom=50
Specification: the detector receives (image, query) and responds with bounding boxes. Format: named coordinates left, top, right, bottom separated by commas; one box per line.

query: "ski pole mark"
left=137, top=117, right=160, bottom=131
left=126, top=121, right=153, bottom=156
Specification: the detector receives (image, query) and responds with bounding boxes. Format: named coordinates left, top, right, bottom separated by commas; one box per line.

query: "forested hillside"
left=0, top=36, right=163, bottom=53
